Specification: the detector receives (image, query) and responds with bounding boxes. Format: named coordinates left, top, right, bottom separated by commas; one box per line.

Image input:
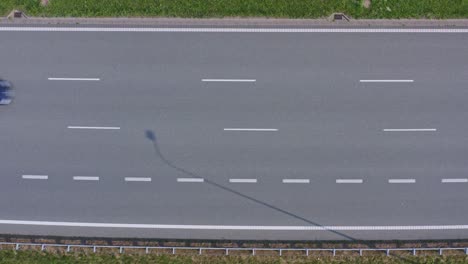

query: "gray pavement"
left=0, top=27, right=467, bottom=240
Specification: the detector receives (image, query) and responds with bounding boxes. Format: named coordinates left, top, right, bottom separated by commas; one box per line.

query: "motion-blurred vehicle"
left=0, top=79, right=14, bottom=105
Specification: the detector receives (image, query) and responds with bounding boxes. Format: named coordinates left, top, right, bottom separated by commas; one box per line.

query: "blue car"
left=0, top=79, right=13, bottom=105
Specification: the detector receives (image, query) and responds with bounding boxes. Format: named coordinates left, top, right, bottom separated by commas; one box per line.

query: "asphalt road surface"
left=0, top=27, right=467, bottom=240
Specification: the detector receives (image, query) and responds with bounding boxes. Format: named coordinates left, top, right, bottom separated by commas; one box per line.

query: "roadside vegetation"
left=1, top=0, right=468, bottom=19
left=0, top=250, right=468, bottom=264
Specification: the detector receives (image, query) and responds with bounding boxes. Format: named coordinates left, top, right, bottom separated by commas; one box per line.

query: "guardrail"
left=1, top=242, right=468, bottom=257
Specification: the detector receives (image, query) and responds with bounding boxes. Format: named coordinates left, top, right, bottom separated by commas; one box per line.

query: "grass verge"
left=0, top=250, right=468, bottom=264
left=1, top=0, right=468, bottom=19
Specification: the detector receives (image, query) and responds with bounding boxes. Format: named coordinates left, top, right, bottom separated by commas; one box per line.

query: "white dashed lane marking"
left=22, top=175, right=48, bottom=180
left=202, top=79, right=256, bottom=82
left=124, top=177, right=151, bottom=182
left=383, top=128, right=436, bottom=132
left=48, top=77, right=100, bottom=81
left=73, top=176, right=99, bottom=181
left=282, top=179, right=310, bottom=184
left=19, top=175, right=465, bottom=185
left=177, top=178, right=204, bottom=183
left=388, top=179, right=416, bottom=184
left=442, top=178, right=468, bottom=183
left=229, top=179, right=257, bottom=183
left=336, top=179, right=363, bottom=184
left=224, top=128, right=278, bottom=132
left=360, top=80, right=414, bottom=83
left=68, top=126, right=121, bottom=130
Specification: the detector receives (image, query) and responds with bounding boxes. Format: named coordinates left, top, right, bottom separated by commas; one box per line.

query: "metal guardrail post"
left=439, top=248, right=443, bottom=255
left=199, top=248, right=202, bottom=255
left=41, top=244, right=45, bottom=251
left=67, top=245, right=71, bottom=252
left=172, top=247, right=176, bottom=255
left=15, top=243, right=19, bottom=250
left=306, top=249, right=309, bottom=256
left=93, top=246, right=96, bottom=253
left=145, top=247, right=149, bottom=254
left=386, top=249, right=390, bottom=256
left=332, top=249, right=336, bottom=257
left=465, top=248, right=468, bottom=255
left=412, top=248, right=416, bottom=256
left=225, top=248, right=229, bottom=255
left=359, top=249, right=362, bottom=256
left=279, top=249, right=282, bottom=256
left=252, top=249, right=256, bottom=256
left=119, top=247, right=123, bottom=254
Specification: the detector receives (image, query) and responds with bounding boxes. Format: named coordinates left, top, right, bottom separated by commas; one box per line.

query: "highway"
left=0, top=27, right=468, bottom=240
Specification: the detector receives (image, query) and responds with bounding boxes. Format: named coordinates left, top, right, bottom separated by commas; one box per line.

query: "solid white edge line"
left=383, top=129, right=437, bottom=132
left=336, top=179, right=363, bottom=184
left=442, top=178, right=468, bottom=183
left=360, top=80, right=414, bottom=83
left=48, top=78, right=100, bottom=81
left=1, top=27, right=468, bottom=33
left=388, top=179, right=416, bottom=184
left=282, top=179, right=310, bottom=184
left=177, top=178, right=204, bottom=183
left=224, top=128, right=278, bottom=132
left=68, top=126, right=121, bottom=130
left=73, top=176, right=100, bottom=181
left=229, top=179, right=257, bottom=183
left=0, top=219, right=468, bottom=231
left=124, top=177, right=152, bottom=182
left=22, top=175, right=48, bottom=180
left=202, top=79, right=256, bottom=82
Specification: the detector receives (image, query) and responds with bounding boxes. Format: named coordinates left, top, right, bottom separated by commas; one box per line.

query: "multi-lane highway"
left=0, top=26, right=467, bottom=240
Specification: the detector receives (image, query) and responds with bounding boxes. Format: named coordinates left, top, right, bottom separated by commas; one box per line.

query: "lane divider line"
left=202, top=79, right=256, bottom=82
left=224, top=128, right=278, bottom=132
left=229, top=179, right=257, bottom=183
left=360, top=80, right=414, bottom=83
left=442, top=178, right=468, bottom=183
left=22, top=175, right=48, bottom=180
left=0, top=219, right=468, bottom=230
left=282, top=179, right=310, bottom=184
left=336, top=179, right=363, bottom=184
left=177, top=178, right=204, bottom=183
left=124, top=177, right=151, bottom=182
left=73, top=176, right=99, bottom=181
left=48, top=78, right=100, bottom=81
left=383, top=128, right=437, bottom=132
left=67, top=126, right=121, bottom=130
left=388, top=179, right=416, bottom=184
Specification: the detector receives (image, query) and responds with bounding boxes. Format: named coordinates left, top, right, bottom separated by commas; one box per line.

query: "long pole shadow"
left=145, top=130, right=357, bottom=241
left=144, top=130, right=419, bottom=263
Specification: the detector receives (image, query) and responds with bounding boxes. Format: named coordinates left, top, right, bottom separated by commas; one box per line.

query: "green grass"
left=0, top=251, right=468, bottom=264
left=1, top=0, right=468, bottom=19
